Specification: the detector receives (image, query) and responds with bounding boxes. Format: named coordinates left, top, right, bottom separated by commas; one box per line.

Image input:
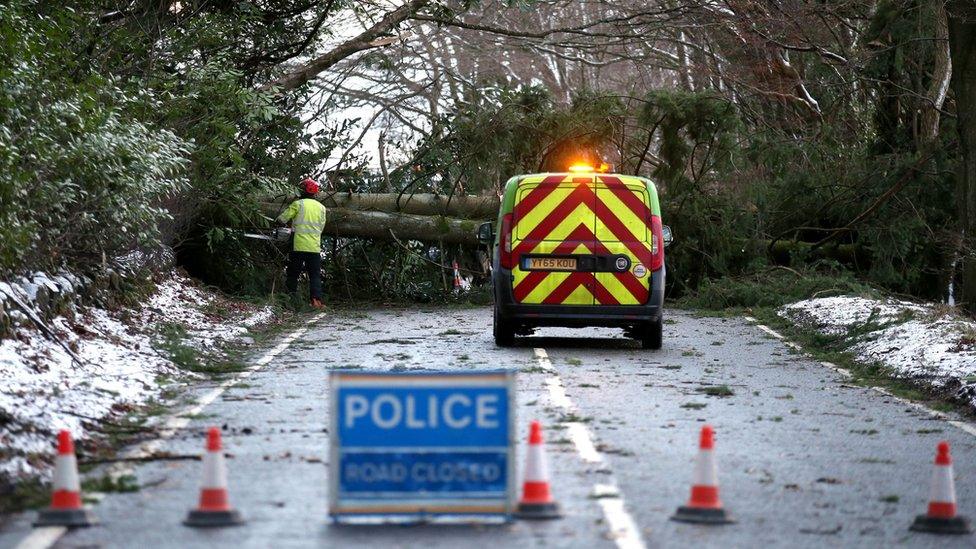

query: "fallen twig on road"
left=79, top=453, right=202, bottom=465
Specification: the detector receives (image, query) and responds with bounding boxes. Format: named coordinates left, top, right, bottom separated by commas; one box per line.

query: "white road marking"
left=820, top=361, right=852, bottom=377
left=948, top=419, right=976, bottom=438
left=750, top=321, right=783, bottom=339
left=15, top=313, right=326, bottom=549
left=566, top=422, right=603, bottom=464
left=533, top=348, right=646, bottom=549
left=544, top=376, right=574, bottom=410
left=532, top=347, right=554, bottom=370
left=596, top=492, right=646, bottom=549
left=742, top=316, right=976, bottom=439
left=749, top=319, right=801, bottom=350
left=13, top=527, right=66, bottom=549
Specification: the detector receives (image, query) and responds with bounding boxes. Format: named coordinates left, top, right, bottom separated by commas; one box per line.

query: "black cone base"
left=34, top=507, right=97, bottom=528
left=671, top=506, right=735, bottom=525
left=515, top=501, right=563, bottom=520
left=183, top=509, right=245, bottom=528
left=910, top=514, right=972, bottom=535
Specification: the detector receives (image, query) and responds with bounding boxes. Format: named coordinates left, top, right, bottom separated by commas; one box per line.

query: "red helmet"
left=301, top=177, right=319, bottom=194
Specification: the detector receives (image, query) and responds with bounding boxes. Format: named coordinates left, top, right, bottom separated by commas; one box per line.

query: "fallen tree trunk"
left=263, top=193, right=500, bottom=218
left=261, top=199, right=868, bottom=260
left=321, top=208, right=482, bottom=246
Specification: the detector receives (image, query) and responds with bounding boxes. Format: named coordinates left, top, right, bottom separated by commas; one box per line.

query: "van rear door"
left=592, top=175, right=653, bottom=305
left=510, top=175, right=596, bottom=305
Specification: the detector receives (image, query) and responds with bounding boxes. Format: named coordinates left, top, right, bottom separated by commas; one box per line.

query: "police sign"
left=329, top=371, right=515, bottom=522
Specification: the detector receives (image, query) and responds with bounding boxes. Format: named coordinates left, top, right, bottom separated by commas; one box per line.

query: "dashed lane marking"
left=544, top=376, right=575, bottom=411
left=13, top=526, right=66, bottom=549
left=533, top=348, right=646, bottom=549
left=743, top=316, right=976, bottom=439
left=14, top=313, right=327, bottom=549
left=565, top=423, right=603, bottom=464
left=593, top=485, right=646, bottom=549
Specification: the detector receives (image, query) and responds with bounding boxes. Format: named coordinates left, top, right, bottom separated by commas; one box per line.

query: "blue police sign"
left=329, top=371, right=516, bottom=522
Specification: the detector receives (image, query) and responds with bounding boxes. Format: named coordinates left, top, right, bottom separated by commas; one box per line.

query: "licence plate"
left=525, top=257, right=577, bottom=271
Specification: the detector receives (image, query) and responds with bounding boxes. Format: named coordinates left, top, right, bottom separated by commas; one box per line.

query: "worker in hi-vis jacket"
left=277, top=177, right=327, bottom=308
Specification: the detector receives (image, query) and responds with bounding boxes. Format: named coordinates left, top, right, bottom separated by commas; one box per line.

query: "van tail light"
left=499, top=213, right=515, bottom=270
left=650, top=215, right=664, bottom=271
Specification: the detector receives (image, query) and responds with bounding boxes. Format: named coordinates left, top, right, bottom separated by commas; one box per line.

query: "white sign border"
left=328, top=370, right=516, bottom=524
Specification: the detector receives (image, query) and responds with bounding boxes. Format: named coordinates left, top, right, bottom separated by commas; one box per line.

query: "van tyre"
left=642, top=318, right=663, bottom=350
left=494, top=306, right=515, bottom=347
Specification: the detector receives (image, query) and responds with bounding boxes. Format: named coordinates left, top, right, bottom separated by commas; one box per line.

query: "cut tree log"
left=263, top=193, right=500, bottom=219
left=318, top=207, right=483, bottom=246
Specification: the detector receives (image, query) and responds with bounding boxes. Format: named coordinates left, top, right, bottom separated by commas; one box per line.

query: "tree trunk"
left=264, top=193, right=500, bottom=218
left=919, top=0, right=952, bottom=146
left=377, top=132, right=393, bottom=193
left=321, top=208, right=482, bottom=246
left=948, top=1, right=976, bottom=312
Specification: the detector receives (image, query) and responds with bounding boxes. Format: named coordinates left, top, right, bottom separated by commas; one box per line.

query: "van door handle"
left=590, top=255, right=630, bottom=272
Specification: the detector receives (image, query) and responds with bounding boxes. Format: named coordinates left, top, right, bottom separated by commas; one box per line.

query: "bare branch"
left=260, top=0, right=430, bottom=93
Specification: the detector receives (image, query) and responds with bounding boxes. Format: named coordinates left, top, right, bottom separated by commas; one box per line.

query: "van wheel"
left=641, top=318, right=663, bottom=350
left=494, top=307, right=515, bottom=347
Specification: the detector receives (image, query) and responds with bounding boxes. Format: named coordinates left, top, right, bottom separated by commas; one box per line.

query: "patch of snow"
left=19, top=280, right=38, bottom=302
left=32, top=272, right=59, bottom=294
left=242, top=308, right=275, bottom=328
left=0, top=270, right=276, bottom=483
left=135, top=275, right=262, bottom=350
left=780, top=296, right=976, bottom=408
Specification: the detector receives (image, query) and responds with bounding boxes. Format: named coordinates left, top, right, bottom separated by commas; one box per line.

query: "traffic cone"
left=452, top=260, right=462, bottom=291
left=515, top=420, right=562, bottom=519
left=911, top=441, right=972, bottom=534
left=184, top=427, right=244, bottom=527
left=34, top=430, right=97, bottom=527
left=671, top=425, right=734, bottom=524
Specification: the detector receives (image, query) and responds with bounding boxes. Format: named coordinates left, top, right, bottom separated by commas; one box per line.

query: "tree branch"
left=260, top=0, right=429, bottom=93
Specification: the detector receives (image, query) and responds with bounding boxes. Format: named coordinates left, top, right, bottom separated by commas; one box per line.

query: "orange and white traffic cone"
left=515, top=421, right=562, bottom=519
left=911, top=441, right=972, bottom=534
left=452, top=260, right=462, bottom=292
left=184, top=427, right=244, bottom=527
left=671, top=425, right=734, bottom=524
left=34, top=430, right=97, bottom=527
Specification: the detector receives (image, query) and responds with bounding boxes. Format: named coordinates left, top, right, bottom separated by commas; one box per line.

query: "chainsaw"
left=242, top=227, right=293, bottom=242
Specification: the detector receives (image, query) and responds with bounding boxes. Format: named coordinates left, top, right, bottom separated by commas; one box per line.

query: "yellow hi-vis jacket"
left=277, top=198, right=327, bottom=252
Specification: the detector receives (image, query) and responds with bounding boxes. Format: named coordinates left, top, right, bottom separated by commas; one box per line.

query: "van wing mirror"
left=662, top=225, right=673, bottom=248
left=477, top=222, right=494, bottom=246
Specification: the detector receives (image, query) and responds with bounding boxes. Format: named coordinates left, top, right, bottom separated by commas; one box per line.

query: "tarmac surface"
left=2, top=307, right=976, bottom=548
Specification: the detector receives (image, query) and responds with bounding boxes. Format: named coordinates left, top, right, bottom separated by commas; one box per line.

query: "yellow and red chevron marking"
left=511, top=175, right=653, bottom=305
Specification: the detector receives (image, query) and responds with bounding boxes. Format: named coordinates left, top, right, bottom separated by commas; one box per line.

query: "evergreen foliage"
left=0, top=4, right=190, bottom=271
left=0, top=0, right=340, bottom=291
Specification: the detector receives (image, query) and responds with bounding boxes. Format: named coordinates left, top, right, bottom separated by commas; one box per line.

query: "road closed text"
left=338, top=452, right=508, bottom=494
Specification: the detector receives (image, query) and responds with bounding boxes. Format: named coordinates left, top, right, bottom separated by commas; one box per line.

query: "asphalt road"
left=3, top=307, right=976, bottom=548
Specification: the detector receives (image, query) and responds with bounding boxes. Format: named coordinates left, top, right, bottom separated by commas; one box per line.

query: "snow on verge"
left=779, top=296, right=976, bottom=407
left=0, top=271, right=273, bottom=482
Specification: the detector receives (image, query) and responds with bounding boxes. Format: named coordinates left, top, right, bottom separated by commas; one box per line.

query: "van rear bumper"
left=493, top=267, right=665, bottom=328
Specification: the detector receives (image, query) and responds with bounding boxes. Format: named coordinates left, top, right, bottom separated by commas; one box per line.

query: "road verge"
left=749, top=296, right=976, bottom=417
